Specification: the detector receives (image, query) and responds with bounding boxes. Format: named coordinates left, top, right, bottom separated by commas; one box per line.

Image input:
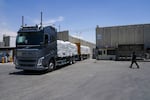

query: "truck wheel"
left=72, top=57, right=76, bottom=64
left=69, top=57, right=73, bottom=65
left=48, top=61, right=55, bottom=72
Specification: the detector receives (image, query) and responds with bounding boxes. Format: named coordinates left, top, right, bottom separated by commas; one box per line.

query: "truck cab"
left=15, top=25, right=57, bottom=71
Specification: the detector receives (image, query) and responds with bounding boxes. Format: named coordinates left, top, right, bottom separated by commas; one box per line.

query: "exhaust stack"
left=40, top=12, right=43, bottom=27
left=22, top=16, right=24, bottom=27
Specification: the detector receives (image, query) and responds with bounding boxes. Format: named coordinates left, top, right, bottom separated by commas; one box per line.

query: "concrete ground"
left=0, top=59, right=150, bottom=100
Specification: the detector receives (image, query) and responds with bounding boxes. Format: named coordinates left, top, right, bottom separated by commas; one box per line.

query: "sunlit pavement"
left=0, top=59, right=150, bottom=100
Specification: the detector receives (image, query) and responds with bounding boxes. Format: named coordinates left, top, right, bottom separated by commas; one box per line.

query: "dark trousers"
left=130, top=61, right=139, bottom=68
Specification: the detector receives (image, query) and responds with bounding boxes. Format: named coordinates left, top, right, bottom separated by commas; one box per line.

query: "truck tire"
left=48, top=60, right=55, bottom=72
left=72, top=57, right=76, bottom=64
left=69, top=57, right=73, bottom=65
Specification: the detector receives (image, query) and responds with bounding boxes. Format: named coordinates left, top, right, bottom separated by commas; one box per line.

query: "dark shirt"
left=132, top=54, right=136, bottom=62
left=6, top=53, right=9, bottom=57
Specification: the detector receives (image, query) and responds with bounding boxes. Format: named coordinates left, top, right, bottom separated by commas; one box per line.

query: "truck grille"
left=19, top=59, right=36, bottom=63
left=20, top=64, right=35, bottom=67
left=16, top=49, right=39, bottom=67
left=18, top=58, right=37, bottom=67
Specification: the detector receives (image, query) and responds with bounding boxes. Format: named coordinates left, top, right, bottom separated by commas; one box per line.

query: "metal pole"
left=22, top=16, right=24, bottom=27
left=40, top=12, right=43, bottom=27
left=58, top=25, right=60, bottom=32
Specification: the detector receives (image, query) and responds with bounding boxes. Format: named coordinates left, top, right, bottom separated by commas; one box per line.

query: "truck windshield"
left=16, top=32, right=43, bottom=45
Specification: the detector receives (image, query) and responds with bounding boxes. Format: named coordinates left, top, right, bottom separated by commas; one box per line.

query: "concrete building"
left=0, top=42, right=4, bottom=48
left=3, top=36, right=16, bottom=47
left=58, top=31, right=95, bottom=58
left=0, top=36, right=16, bottom=62
left=96, top=24, right=150, bottom=60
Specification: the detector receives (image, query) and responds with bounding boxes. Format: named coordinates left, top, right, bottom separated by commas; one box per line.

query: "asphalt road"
left=0, top=60, right=150, bottom=100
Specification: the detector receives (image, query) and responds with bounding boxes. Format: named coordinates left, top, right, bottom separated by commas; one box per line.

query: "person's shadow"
left=129, top=67, right=140, bottom=69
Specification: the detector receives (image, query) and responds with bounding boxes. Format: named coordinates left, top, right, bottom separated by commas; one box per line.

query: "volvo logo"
left=25, top=46, right=29, bottom=49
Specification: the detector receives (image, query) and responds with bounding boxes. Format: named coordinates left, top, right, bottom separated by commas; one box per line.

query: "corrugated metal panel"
left=96, top=24, right=147, bottom=49
left=104, top=28, right=111, bottom=48
left=96, top=28, right=103, bottom=48
left=126, top=26, right=134, bottom=44
left=118, top=27, right=126, bottom=44
left=134, top=25, right=144, bottom=44
left=110, top=27, right=118, bottom=48
left=144, top=24, right=150, bottom=49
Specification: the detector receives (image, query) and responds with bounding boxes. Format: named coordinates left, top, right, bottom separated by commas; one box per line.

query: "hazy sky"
left=0, top=0, right=150, bottom=43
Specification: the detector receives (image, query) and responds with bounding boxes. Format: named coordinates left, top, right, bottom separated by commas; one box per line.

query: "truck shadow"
left=9, top=70, right=48, bottom=75
left=9, top=64, right=71, bottom=75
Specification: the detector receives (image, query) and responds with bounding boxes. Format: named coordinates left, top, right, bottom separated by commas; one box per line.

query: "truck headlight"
left=37, top=57, right=44, bottom=66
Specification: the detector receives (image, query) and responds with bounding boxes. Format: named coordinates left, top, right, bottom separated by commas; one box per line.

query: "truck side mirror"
left=44, top=34, right=48, bottom=44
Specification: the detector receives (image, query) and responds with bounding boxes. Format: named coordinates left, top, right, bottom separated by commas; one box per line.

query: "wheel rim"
left=70, top=58, right=73, bottom=65
left=70, top=61, right=72, bottom=64
left=49, top=62, right=54, bottom=70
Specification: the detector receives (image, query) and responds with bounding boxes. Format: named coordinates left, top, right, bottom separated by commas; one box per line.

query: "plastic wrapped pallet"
left=65, top=41, right=78, bottom=56
left=81, top=45, right=86, bottom=54
left=57, top=40, right=67, bottom=57
left=70, top=43, right=78, bottom=55
left=57, top=40, right=78, bottom=57
left=87, top=47, right=90, bottom=54
left=63, top=42, right=71, bottom=57
left=81, top=45, right=90, bottom=55
left=85, top=46, right=90, bottom=54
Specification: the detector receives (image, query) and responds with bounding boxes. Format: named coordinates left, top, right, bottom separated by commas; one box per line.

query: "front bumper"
left=15, top=65, right=48, bottom=71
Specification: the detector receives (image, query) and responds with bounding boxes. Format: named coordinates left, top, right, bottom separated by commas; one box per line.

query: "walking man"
left=129, top=51, right=140, bottom=69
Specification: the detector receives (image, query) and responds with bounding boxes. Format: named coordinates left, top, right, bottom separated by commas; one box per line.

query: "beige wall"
left=144, top=24, right=150, bottom=49
left=57, top=31, right=69, bottom=41
left=96, top=24, right=150, bottom=49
